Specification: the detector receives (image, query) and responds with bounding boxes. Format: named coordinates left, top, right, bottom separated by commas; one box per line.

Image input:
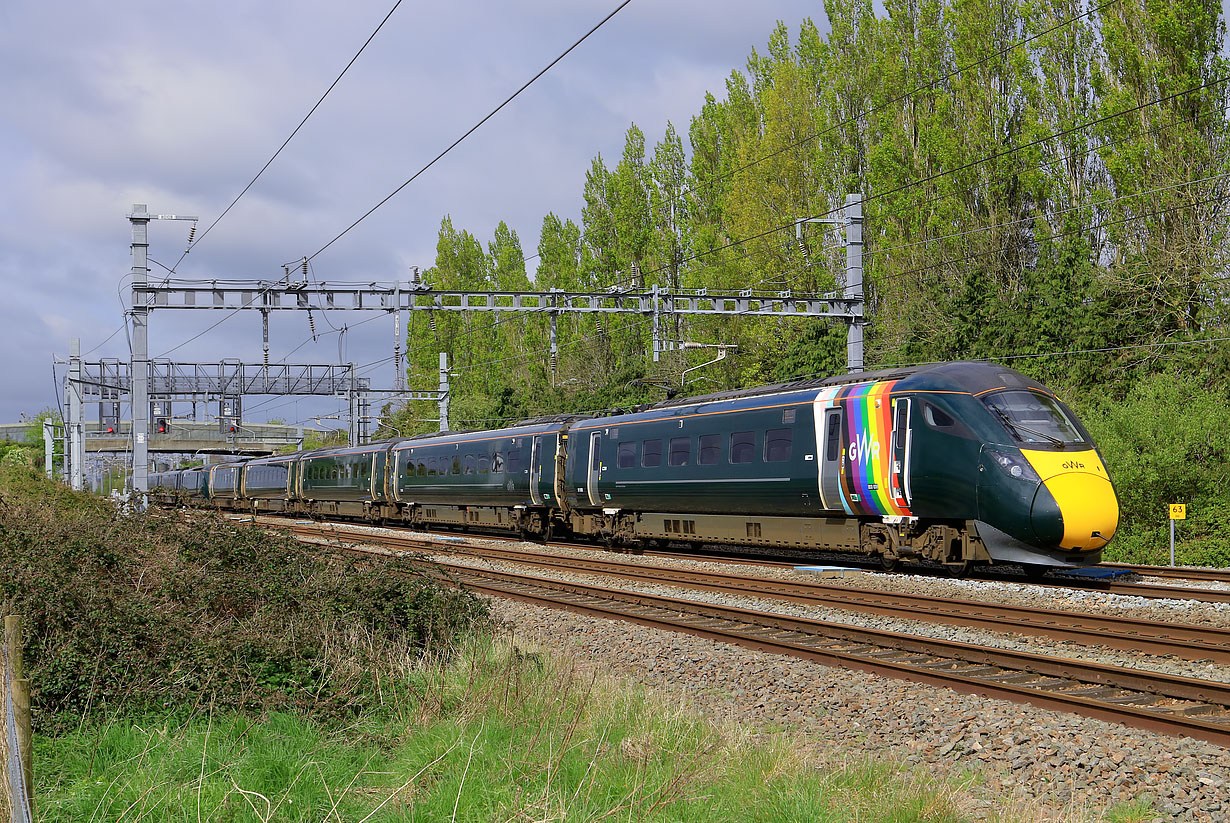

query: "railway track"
left=1103, top=562, right=1230, bottom=585
left=234, top=514, right=1230, bottom=603
left=287, top=520, right=1230, bottom=666
left=641, top=547, right=1230, bottom=603
left=419, top=558, right=1230, bottom=747
left=251, top=516, right=1230, bottom=743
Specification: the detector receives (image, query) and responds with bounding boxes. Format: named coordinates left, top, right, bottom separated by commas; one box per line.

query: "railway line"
left=1103, top=562, right=1230, bottom=585
left=254, top=516, right=1230, bottom=744
left=279, top=518, right=1230, bottom=666
left=255, top=514, right=1230, bottom=605
left=379, top=550, right=1230, bottom=747
left=639, top=546, right=1230, bottom=604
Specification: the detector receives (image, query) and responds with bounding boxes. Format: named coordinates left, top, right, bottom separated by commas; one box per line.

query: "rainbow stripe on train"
left=815, top=380, right=912, bottom=518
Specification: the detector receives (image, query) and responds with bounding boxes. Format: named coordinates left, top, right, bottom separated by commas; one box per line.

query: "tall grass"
left=37, top=634, right=984, bottom=822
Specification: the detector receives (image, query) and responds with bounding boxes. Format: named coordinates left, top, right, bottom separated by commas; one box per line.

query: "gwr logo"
left=1062, top=460, right=1086, bottom=470
left=847, top=432, right=881, bottom=465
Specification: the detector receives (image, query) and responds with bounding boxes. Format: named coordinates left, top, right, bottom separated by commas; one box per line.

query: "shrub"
left=0, top=466, right=491, bottom=732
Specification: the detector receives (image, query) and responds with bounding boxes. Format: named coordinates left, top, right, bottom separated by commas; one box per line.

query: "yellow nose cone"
left=1020, top=449, right=1119, bottom=550
left=1044, top=472, right=1119, bottom=550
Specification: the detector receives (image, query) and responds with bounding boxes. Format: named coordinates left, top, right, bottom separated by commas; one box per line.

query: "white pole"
left=1170, top=519, right=1175, bottom=567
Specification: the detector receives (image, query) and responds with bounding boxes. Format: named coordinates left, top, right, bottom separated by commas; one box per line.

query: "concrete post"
left=68, top=339, right=84, bottom=491
left=42, top=420, right=53, bottom=479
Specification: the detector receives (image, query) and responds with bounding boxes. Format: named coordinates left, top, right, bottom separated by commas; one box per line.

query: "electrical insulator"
left=301, top=258, right=308, bottom=277
left=596, top=317, right=606, bottom=337
left=307, top=310, right=317, bottom=341
left=428, top=312, right=437, bottom=333
left=187, top=224, right=197, bottom=244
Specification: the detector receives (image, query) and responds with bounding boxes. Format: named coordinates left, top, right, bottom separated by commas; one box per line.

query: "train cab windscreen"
left=981, top=390, right=1088, bottom=449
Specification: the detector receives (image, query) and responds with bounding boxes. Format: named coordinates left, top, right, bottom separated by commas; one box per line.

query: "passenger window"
left=642, top=439, right=663, bottom=468
left=508, top=448, right=523, bottom=474
left=416, top=460, right=426, bottom=477
left=491, top=452, right=505, bottom=473
left=698, top=434, right=721, bottom=465
left=668, top=437, right=690, bottom=467
left=825, top=413, right=842, bottom=462
left=463, top=454, right=475, bottom=474
left=924, top=403, right=954, bottom=429
left=764, top=428, right=792, bottom=462
left=478, top=455, right=490, bottom=474
left=730, top=431, right=755, bottom=464
left=428, top=458, right=438, bottom=477
left=617, top=442, right=637, bottom=469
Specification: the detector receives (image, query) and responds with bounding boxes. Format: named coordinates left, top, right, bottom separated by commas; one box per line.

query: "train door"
left=586, top=431, right=602, bottom=506
left=529, top=435, right=544, bottom=505
left=819, top=407, right=844, bottom=510
left=890, top=397, right=912, bottom=509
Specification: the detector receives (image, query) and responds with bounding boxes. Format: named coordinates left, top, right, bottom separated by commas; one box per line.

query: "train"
left=149, top=361, right=1119, bottom=576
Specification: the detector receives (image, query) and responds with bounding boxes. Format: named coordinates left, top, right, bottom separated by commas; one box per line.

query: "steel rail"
left=264, top=517, right=1230, bottom=743
left=296, top=521, right=1230, bottom=666
left=238, top=514, right=1230, bottom=604
left=1102, top=563, right=1230, bottom=584
left=432, top=564, right=1230, bottom=747
left=1099, top=580, right=1230, bottom=604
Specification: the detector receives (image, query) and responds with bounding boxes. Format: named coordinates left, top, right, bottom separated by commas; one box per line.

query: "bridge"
left=1, top=421, right=312, bottom=456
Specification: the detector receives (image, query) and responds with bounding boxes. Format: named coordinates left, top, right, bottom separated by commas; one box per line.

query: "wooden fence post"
left=5, top=616, right=32, bottom=821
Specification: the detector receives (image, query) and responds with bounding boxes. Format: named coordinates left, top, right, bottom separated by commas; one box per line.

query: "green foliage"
left=1068, top=371, right=1230, bottom=565
left=374, top=3, right=1230, bottom=560
left=0, top=465, right=491, bottom=732
left=376, top=1, right=1230, bottom=435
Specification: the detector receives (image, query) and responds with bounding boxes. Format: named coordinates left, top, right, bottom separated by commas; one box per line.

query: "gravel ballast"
left=488, top=597, right=1229, bottom=822
left=297, top=522, right=1230, bottom=819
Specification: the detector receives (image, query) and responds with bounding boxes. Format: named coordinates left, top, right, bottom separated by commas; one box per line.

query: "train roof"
left=641, top=360, right=1048, bottom=411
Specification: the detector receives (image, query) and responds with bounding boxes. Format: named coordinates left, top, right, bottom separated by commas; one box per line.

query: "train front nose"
left=1023, top=450, right=1119, bottom=550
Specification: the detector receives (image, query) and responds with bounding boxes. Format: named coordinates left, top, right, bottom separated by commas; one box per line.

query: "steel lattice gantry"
left=74, top=361, right=375, bottom=399
left=123, top=196, right=864, bottom=493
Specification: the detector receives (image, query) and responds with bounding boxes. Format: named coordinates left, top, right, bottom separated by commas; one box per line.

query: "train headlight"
left=991, top=451, right=1040, bottom=483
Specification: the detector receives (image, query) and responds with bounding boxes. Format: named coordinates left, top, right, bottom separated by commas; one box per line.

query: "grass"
left=37, top=635, right=978, bottom=823
left=32, top=635, right=1168, bottom=823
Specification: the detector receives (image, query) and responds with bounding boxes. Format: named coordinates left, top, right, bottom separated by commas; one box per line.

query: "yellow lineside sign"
left=1169, top=504, right=1186, bottom=520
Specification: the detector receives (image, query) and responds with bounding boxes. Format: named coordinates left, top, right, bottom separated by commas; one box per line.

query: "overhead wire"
left=867, top=169, right=1230, bottom=265
left=636, top=69, right=1230, bottom=285
left=167, top=0, right=407, bottom=273
left=683, top=0, right=1120, bottom=211
left=302, top=0, right=634, bottom=263
left=871, top=189, right=1229, bottom=287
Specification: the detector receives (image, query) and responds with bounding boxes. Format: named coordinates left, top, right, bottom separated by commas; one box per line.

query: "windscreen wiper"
left=989, top=406, right=1065, bottom=449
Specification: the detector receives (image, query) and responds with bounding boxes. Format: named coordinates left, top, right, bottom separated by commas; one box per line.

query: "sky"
left=0, top=0, right=828, bottom=432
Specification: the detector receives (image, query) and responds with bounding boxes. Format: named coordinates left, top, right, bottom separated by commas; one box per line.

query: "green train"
left=151, top=361, right=1119, bottom=575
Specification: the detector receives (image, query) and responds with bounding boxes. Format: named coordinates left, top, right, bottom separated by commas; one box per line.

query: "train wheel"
left=944, top=559, right=972, bottom=578
left=879, top=554, right=899, bottom=572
